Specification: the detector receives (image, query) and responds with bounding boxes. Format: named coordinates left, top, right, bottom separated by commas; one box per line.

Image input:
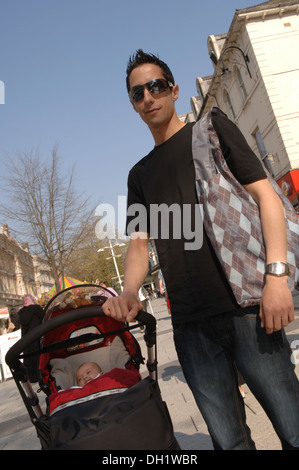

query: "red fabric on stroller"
left=48, top=367, right=141, bottom=415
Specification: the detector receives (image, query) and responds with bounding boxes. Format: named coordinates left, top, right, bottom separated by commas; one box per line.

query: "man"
left=102, top=50, right=299, bottom=449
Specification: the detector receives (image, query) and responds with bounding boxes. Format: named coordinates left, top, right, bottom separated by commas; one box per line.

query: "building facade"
left=0, top=223, right=54, bottom=310
left=184, top=0, right=299, bottom=211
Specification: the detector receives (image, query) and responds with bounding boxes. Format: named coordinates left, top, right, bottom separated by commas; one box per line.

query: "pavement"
left=0, top=291, right=299, bottom=451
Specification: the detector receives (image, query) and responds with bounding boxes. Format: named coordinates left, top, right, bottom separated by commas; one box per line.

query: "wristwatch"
left=265, top=262, right=290, bottom=277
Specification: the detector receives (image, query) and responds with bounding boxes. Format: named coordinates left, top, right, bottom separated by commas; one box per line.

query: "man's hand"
left=101, top=234, right=149, bottom=323
left=102, top=291, right=142, bottom=323
left=259, top=276, right=294, bottom=334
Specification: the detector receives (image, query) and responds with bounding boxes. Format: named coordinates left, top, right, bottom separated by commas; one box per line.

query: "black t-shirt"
left=126, top=111, right=266, bottom=325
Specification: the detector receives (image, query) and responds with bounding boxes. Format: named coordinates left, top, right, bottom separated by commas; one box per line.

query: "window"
left=67, top=326, right=104, bottom=352
left=253, top=128, right=266, bottom=158
left=223, top=89, right=236, bottom=120
left=18, top=279, right=24, bottom=295
left=253, top=128, right=274, bottom=176
left=236, top=67, right=247, bottom=101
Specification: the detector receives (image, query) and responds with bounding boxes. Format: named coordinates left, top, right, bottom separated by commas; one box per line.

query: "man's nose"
left=143, top=87, right=154, bottom=102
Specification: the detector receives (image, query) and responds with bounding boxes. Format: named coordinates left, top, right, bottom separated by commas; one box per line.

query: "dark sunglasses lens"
left=131, top=86, right=144, bottom=102
left=147, top=79, right=167, bottom=94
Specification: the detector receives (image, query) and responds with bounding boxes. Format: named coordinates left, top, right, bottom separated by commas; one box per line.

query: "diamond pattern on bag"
left=193, top=108, right=299, bottom=307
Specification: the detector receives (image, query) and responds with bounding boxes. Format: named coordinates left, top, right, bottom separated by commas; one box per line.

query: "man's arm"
left=102, top=233, right=149, bottom=322
left=244, top=178, right=294, bottom=334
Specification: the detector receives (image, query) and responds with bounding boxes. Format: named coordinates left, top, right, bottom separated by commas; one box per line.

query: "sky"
left=0, top=0, right=260, bottom=237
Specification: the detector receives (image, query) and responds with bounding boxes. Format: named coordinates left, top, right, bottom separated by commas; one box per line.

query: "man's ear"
left=172, top=84, right=179, bottom=102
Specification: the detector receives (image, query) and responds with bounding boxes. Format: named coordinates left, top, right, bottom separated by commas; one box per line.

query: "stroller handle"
left=5, top=307, right=156, bottom=370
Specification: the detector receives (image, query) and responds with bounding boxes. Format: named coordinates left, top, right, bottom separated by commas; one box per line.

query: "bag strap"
left=192, top=110, right=218, bottom=181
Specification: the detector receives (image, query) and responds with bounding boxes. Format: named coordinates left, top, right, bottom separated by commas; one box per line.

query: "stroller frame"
left=6, top=284, right=179, bottom=450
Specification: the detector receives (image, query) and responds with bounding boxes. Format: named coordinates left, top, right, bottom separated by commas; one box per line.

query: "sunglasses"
left=129, top=78, right=173, bottom=103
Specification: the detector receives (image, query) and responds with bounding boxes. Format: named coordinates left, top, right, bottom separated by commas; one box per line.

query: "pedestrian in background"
left=18, top=294, right=43, bottom=383
left=97, top=281, right=118, bottom=298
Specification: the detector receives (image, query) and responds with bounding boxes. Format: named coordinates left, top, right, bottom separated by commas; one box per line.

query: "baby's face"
left=76, top=363, right=102, bottom=386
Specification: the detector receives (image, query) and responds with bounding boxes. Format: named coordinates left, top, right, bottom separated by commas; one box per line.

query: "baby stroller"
left=5, top=284, right=180, bottom=450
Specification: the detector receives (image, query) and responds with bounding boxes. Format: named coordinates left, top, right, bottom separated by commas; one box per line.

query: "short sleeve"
left=126, top=167, right=150, bottom=236
left=212, top=111, right=266, bottom=185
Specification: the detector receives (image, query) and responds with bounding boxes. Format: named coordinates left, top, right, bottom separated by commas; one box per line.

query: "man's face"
left=129, top=63, right=179, bottom=131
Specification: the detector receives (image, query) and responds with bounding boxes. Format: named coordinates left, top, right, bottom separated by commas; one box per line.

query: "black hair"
left=126, top=49, right=175, bottom=93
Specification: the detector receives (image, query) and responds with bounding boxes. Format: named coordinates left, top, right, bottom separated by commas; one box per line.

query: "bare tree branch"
left=0, top=147, right=96, bottom=293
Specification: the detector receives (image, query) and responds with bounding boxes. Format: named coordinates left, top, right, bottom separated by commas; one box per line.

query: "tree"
left=65, top=231, right=128, bottom=292
left=0, top=146, right=96, bottom=293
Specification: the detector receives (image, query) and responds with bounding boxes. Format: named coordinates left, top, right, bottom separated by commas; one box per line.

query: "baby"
left=76, top=362, right=103, bottom=387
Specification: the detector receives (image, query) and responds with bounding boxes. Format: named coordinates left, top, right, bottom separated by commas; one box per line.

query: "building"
left=0, top=223, right=54, bottom=310
left=184, top=0, right=299, bottom=212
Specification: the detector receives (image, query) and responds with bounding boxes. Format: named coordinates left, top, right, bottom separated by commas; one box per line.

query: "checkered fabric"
left=192, top=108, right=299, bottom=307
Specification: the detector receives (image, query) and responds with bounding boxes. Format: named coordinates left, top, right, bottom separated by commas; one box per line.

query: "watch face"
left=266, top=262, right=289, bottom=276
left=276, top=264, right=285, bottom=275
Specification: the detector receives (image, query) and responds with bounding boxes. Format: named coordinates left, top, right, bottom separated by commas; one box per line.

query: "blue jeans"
left=173, top=306, right=299, bottom=450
